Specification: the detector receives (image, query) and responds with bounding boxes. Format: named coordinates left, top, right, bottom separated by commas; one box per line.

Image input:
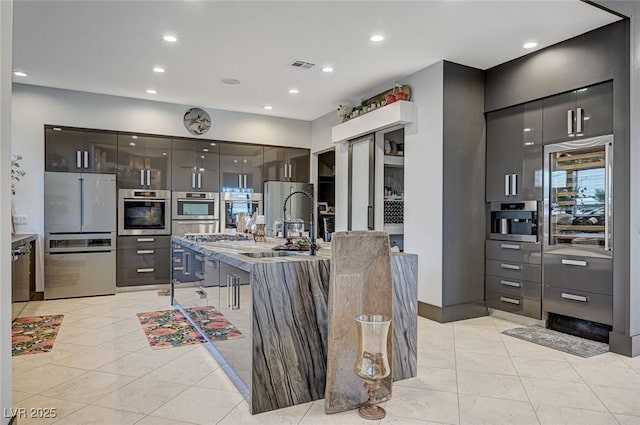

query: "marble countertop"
left=12, top=233, right=37, bottom=249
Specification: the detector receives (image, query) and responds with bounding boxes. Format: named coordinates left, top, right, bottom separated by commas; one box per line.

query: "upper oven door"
left=119, top=197, right=170, bottom=235
left=172, top=192, right=219, bottom=220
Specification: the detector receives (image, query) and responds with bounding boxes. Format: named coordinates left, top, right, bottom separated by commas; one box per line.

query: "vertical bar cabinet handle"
left=605, top=142, right=612, bottom=251
left=83, top=151, right=89, bottom=168
left=238, top=174, right=242, bottom=188
left=367, top=205, right=374, bottom=230
left=76, top=151, right=82, bottom=168
left=243, top=174, right=247, bottom=189
left=192, top=173, right=196, bottom=189
left=504, top=174, right=511, bottom=196
left=567, top=109, right=574, bottom=135
left=146, top=170, right=151, bottom=187
left=198, top=173, right=202, bottom=189
left=576, top=107, right=584, bottom=133
left=140, top=169, right=145, bottom=186
left=227, top=274, right=232, bottom=308
left=511, top=174, right=517, bottom=196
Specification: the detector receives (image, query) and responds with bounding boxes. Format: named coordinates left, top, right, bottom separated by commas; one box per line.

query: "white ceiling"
left=12, top=1, right=619, bottom=121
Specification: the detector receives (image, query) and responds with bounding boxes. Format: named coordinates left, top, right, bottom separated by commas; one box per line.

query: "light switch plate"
left=13, top=215, right=28, bottom=225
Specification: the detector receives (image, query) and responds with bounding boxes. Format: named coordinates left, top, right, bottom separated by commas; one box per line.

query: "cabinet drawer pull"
left=137, top=250, right=154, bottom=255
left=500, top=280, right=521, bottom=288
left=137, top=238, right=155, bottom=243
left=561, top=293, right=588, bottom=302
left=173, top=249, right=184, bottom=253
left=500, top=296, right=520, bottom=305
left=500, top=263, right=521, bottom=270
left=500, top=243, right=521, bottom=250
left=173, top=266, right=184, bottom=271
left=561, top=259, right=587, bottom=267
left=136, top=268, right=154, bottom=273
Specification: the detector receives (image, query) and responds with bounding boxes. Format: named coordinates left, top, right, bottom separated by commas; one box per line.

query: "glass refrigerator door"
left=548, top=145, right=609, bottom=249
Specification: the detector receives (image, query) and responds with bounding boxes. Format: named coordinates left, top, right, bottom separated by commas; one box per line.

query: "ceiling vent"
left=290, top=60, right=316, bottom=70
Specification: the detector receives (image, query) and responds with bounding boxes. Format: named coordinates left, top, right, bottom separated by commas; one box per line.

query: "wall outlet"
left=13, top=215, right=28, bottom=225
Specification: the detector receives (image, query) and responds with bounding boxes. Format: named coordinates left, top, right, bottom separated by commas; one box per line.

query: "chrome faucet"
left=282, top=190, right=316, bottom=256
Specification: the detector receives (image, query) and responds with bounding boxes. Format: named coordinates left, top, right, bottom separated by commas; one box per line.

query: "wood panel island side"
left=171, top=236, right=418, bottom=414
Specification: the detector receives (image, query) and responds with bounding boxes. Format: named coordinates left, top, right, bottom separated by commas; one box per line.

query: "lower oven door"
left=171, top=220, right=219, bottom=236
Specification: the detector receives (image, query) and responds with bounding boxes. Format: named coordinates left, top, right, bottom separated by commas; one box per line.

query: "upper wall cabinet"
left=486, top=101, right=543, bottom=202
left=45, top=126, right=117, bottom=173
left=171, top=138, right=220, bottom=192
left=219, top=143, right=264, bottom=193
left=263, top=147, right=310, bottom=183
left=542, top=81, right=613, bottom=145
left=117, top=134, right=171, bottom=189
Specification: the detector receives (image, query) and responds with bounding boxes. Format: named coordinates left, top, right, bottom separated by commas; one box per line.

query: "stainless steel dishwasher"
left=12, top=243, right=31, bottom=302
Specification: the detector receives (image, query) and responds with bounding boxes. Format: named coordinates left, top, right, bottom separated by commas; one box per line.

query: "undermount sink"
left=240, top=251, right=303, bottom=258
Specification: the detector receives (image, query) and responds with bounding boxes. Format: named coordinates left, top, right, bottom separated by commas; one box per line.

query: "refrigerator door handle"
left=504, top=174, right=511, bottom=196
left=83, top=151, right=89, bottom=169
left=79, top=177, right=85, bottom=228
left=146, top=170, right=151, bottom=187
left=76, top=151, right=82, bottom=168
left=605, top=142, right=612, bottom=251
left=567, top=109, right=574, bottom=135
left=140, top=169, right=145, bottom=186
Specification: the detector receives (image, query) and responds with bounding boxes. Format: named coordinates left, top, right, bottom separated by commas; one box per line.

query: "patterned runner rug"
left=12, top=314, right=65, bottom=356
left=137, top=306, right=242, bottom=350
left=502, top=326, right=609, bottom=358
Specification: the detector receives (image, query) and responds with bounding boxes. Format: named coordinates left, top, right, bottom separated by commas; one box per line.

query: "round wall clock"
left=183, top=108, right=212, bottom=135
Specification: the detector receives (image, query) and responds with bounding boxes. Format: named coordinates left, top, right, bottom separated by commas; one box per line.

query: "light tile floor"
left=11, top=291, right=640, bottom=425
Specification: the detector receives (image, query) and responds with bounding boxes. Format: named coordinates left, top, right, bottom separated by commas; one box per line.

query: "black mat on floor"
left=502, top=326, right=609, bottom=358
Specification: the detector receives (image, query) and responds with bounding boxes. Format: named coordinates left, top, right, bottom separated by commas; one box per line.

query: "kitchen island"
left=171, top=236, right=418, bottom=414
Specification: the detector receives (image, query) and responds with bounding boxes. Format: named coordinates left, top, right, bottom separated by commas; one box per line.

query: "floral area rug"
left=12, top=314, right=64, bottom=356
left=137, top=306, right=242, bottom=350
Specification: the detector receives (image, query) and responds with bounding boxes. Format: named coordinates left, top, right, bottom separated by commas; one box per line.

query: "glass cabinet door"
left=548, top=144, right=609, bottom=249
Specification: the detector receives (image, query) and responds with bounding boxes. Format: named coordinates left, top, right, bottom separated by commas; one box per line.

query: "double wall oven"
left=171, top=191, right=220, bottom=235
left=118, top=189, right=171, bottom=236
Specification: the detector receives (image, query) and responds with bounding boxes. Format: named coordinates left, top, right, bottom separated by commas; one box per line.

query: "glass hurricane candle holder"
left=354, top=314, right=392, bottom=420
left=253, top=223, right=266, bottom=242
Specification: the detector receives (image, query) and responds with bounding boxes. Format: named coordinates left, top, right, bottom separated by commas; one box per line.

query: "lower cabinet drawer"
left=486, top=259, right=541, bottom=282
left=543, top=285, right=612, bottom=325
left=486, top=290, right=541, bottom=319
left=486, top=275, right=541, bottom=300
left=117, top=247, right=170, bottom=287
left=543, top=253, right=612, bottom=295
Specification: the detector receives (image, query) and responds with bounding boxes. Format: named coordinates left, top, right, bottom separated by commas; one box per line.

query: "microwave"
left=172, top=191, right=219, bottom=220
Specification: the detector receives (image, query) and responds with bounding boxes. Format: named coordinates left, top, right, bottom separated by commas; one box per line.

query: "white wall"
left=1, top=2, right=13, bottom=423
left=11, top=84, right=312, bottom=291
left=402, top=62, right=444, bottom=307
left=310, top=61, right=445, bottom=307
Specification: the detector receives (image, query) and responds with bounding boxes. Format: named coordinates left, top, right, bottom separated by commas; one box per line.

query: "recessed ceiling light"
left=288, top=89, right=299, bottom=94
left=163, top=34, right=178, bottom=43
left=222, top=78, right=240, bottom=85
left=523, top=41, right=538, bottom=49
left=153, top=67, right=165, bottom=73
left=146, top=89, right=157, bottom=94
left=263, top=105, right=273, bottom=110
left=322, top=66, right=334, bottom=73
left=52, top=127, right=62, bottom=131
left=13, top=71, right=28, bottom=77
left=370, top=34, right=385, bottom=42
left=129, top=142, right=136, bottom=146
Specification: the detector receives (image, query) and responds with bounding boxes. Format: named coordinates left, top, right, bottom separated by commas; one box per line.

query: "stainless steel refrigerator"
left=263, top=181, right=313, bottom=236
left=44, top=172, right=117, bottom=299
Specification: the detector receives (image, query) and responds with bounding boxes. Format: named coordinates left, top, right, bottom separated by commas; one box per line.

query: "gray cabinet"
left=45, top=126, right=118, bottom=173
left=171, top=138, right=220, bottom=192
left=220, top=143, right=264, bottom=193
left=263, top=147, right=310, bottom=182
left=485, top=240, right=542, bottom=319
left=543, top=252, right=612, bottom=325
left=117, top=133, right=171, bottom=189
left=542, top=81, right=613, bottom=145
left=485, top=102, right=543, bottom=202
left=117, top=236, right=170, bottom=287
